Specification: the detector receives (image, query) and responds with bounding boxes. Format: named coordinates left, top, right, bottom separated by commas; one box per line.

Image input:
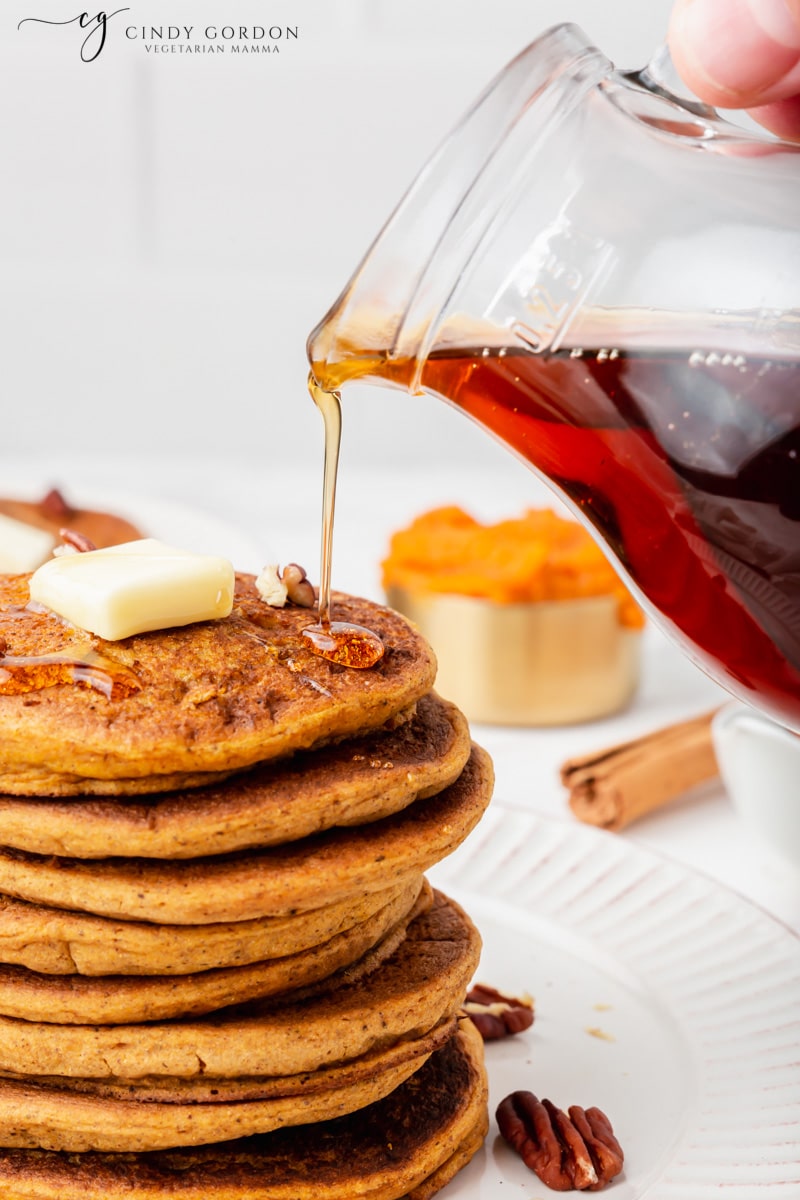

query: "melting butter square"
left=29, top=538, right=235, bottom=641
left=0, top=513, right=56, bottom=573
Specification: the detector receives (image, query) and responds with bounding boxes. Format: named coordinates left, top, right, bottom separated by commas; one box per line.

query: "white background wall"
left=1, top=0, right=675, bottom=474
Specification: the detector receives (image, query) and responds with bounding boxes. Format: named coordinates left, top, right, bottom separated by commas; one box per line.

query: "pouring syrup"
left=302, top=375, right=384, bottom=669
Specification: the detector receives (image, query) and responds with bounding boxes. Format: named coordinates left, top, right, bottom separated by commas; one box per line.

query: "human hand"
left=668, top=0, right=800, bottom=140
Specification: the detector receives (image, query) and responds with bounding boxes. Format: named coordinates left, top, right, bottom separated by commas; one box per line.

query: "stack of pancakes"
left=0, top=573, right=492, bottom=1198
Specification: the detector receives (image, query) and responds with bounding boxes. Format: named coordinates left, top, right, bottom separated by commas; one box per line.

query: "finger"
left=668, top=0, right=800, bottom=108
left=748, top=93, right=800, bottom=140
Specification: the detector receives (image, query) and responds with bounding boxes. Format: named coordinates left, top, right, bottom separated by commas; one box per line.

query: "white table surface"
left=4, top=451, right=799, bottom=939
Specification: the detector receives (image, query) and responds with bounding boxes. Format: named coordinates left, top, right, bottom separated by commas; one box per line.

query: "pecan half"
left=464, top=983, right=534, bottom=1040
left=496, top=1091, right=624, bottom=1191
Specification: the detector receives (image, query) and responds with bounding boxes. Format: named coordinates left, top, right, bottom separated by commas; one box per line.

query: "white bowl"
left=711, top=703, right=800, bottom=866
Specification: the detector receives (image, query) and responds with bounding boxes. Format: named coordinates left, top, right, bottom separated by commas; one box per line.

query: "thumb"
left=668, top=0, right=800, bottom=108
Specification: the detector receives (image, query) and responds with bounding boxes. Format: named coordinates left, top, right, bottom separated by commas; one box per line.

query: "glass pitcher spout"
left=620, top=42, right=722, bottom=119
left=308, top=24, right=800, bottom=732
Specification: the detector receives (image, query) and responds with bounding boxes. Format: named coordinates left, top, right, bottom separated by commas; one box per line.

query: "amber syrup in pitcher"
left=313, top=341, right=800, bottom=730
left=426, top=344, right=800, bottom=729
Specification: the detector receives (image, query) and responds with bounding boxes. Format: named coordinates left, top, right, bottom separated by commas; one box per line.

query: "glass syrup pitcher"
left=307, top=23, right=800, bottom=732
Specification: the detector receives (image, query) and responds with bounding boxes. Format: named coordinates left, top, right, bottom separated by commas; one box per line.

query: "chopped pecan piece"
left=256, top=563, right=316, bottom=609
left=496, top=1091, right=623, bottom=1191
left=464, top=983, right=534, bottom=1039
left=282, top=563, right=315, bottom=608
left=256, top=564, right=288, bottom=607
left=39, top=487, right=74, bottom=520
left=58, top=528, right=97, bottom=554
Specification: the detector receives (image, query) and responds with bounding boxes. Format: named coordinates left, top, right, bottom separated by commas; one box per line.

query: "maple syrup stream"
left=302, top=375, right=385, bottom=669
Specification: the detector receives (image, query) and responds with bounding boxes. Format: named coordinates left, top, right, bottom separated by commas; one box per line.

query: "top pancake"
left=0, top=575, right=437, bottom=796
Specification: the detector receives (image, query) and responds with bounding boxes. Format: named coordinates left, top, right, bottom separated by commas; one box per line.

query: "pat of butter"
left=29, top=538, right=235, bottom=641
left=0, top=513, right=56, bottom=573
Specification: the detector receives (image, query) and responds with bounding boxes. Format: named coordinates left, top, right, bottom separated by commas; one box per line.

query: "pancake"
left=0, top=878, right=431, bottom=1025
left=4, top=1017, right=457, bottom=1103
left=0, top=878, right=424, bottom=976
left=0, top=692, right=470, bottom=859
left=0, top=745, right=492, bottom=925
left=0, top=493, right=142, bottom=552
left=0, top=576, right=437, bottom=796
left=0, top=1051, right=427, bottom=1152
left=0, top=890, right=479, bottom=1080
left=0, top=1024, right=488, bottom=1193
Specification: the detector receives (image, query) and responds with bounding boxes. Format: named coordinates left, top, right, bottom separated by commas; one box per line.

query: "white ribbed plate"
left=429, top=805, right=800, bottom=1198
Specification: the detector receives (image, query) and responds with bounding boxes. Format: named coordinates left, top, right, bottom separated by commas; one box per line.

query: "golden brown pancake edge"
left=0, top=880, right=431, bottom=1025
left=0, top=889, right=479, bottom=1079
left=0, top=693, right=470, bottom=859
left=0, top=1024, right=488, bottom=1196
left=0, top=878, right=426, bottom=977
left=0, top=745, right=492, bottom=927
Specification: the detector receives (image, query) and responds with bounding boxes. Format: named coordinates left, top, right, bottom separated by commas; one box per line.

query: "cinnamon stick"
left=561, top=710, right=721, bottom=831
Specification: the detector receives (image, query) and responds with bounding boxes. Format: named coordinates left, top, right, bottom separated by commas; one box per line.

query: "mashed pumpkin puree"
left=382, top=506, right=644, bottom=628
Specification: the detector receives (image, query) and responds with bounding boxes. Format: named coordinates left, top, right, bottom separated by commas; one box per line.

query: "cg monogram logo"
left=18, top=8, right=130, bottom=62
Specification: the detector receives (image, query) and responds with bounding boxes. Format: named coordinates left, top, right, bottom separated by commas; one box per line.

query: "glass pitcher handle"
left=622, top=43, right=723, bottom=121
